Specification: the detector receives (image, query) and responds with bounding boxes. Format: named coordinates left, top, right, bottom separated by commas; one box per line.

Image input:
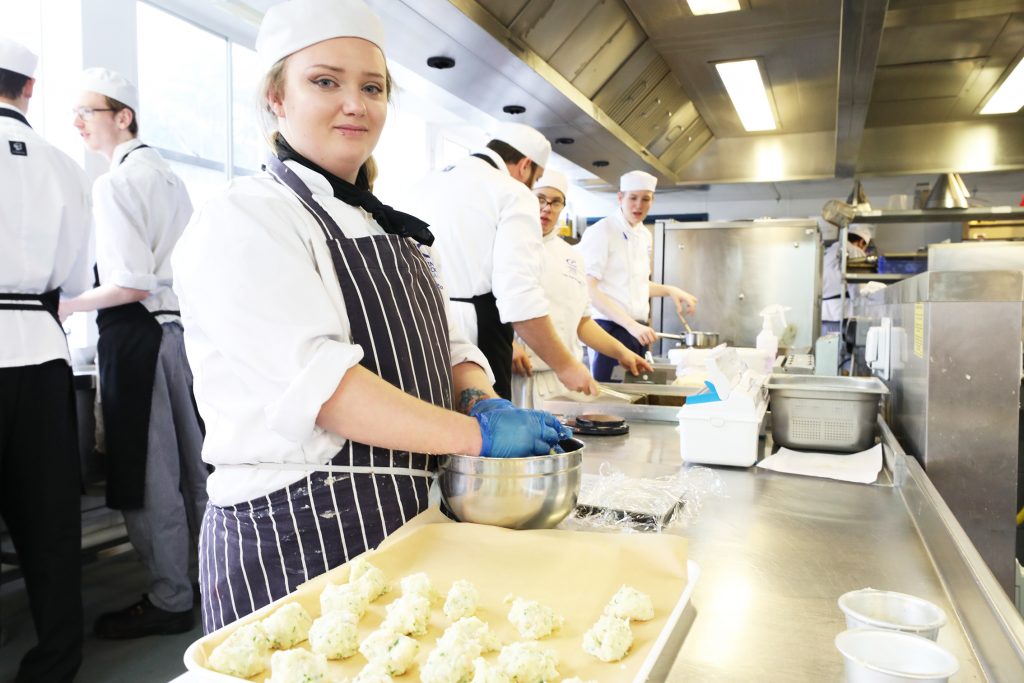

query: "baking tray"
left=184, top=510, right=698, bottom=682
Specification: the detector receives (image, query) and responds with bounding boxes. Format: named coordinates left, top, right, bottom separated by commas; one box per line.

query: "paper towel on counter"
left=757, top=443, right=883, bottom=484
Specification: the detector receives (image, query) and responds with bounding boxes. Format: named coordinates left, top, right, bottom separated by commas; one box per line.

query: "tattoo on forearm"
left=457, top=388, right=489, bottom=414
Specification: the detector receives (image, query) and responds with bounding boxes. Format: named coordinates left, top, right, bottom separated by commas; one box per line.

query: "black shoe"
left=94, top=595, right=194, bottom=639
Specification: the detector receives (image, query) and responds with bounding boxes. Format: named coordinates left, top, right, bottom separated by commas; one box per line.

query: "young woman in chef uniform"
left=171, top=0, right=569, bottom=631
left=60, top=68, right=208, bottom=639
left=511, top=170, right=652, bottom=408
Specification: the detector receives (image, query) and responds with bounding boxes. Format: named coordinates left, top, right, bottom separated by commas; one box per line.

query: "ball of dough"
left=444, top=579, right=479, bottom=622
left=582, top=614, right=633, bottom=663
left=561, top=678, right=597, bottom=683
left=400, top=572, right=438, bottom=601
left=505, top=596, right=564, bottom=640
left=266, top=648, right=329, bottom=683
left=350, top=557, right=390, bottom=602
left=320, top=582, right=369, bottom=618
left=207, top=622, right=272, bottom=678
left=420, top=639, right=478, bottom=683
left=262, top=602, right=313, bottom=649
left=359, top=628, right=421, bottom=676
left=308, top=611, right=359, bottom=660
left=497, top=641, right=559, bottom=682
left=441, top=617, right=500, bottom=654
left=353, top=659, right=396, bottom=683
left=471, top=656, right=511, bottom=683
left=603, top=585, right=654, bottom=622
left=381, top=593, right=431, bottom=637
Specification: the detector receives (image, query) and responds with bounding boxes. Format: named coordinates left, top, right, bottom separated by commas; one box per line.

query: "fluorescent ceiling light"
left=688, top=0, right=742, bottom=15
left=715, top=59, right=777, bottom=131
left=980, top=57, right=1024, bottom=115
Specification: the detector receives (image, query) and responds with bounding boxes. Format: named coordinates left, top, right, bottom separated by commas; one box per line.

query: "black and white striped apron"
left=199, top=157, right=454, bottom=633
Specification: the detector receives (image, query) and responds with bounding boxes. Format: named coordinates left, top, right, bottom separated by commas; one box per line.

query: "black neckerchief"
left=273, top=136, right=434, bottom=246
left=0, top=108, right=30, bottom=127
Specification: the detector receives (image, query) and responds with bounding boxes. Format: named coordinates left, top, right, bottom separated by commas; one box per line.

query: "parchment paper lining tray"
left=184, top=508, right=697, bottom=682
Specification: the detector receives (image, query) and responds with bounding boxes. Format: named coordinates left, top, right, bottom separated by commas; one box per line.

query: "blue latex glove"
left=475, top=409, right=571, bottom=458
left=468, top=398, right=515, bottom=417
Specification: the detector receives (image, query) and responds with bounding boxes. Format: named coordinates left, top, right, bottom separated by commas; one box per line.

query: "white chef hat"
left=256, top=0, right=385, bottom=73
left=0, top=37, right=38, bottom=78
left=620, top=170, right=657, bottom=193
left=492, top=122, right=551, bottom=169
left=535, top=169, right=568, bottom=198
left=81, top=68, right=139, bottom=112
left=849, top=224, right=874, bottom=243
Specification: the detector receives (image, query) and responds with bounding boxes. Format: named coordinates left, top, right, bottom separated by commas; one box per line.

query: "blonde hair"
left=259, top=56, right=393, bottom=191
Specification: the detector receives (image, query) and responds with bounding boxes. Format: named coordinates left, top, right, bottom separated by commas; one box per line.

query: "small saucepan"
left=657, top=331, right=720, bottom=349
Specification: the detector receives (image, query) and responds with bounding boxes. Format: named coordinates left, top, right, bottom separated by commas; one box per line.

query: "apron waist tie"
left=0, top=289, right=61, bottom=324
left=216, top=462, right=436, bottom=478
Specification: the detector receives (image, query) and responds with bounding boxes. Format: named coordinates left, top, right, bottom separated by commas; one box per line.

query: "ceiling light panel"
left=688, top=0, right=742, bottom=16
left=715, top=59, right=777, bottom=132
left=980, top=57, right=1024, bottom=115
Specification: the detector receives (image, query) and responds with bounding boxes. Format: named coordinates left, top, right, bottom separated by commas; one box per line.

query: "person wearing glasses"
left=578, top=170, right=698, bottom=381
left=0, top=37, right=92, bottom=683
left=511, top=170, right=652, bottom=408
left=404, top=123, right=599, bottom=401
left=171, top=0, right=569, bottom=631
left=59, top=68, right=207, bottom=639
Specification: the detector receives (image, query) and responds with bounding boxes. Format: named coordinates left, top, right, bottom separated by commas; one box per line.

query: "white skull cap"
left=0, top=37, right=38, bottom=78
left=535, top=169, right=568, bottom=197
left=492, top=122, right=551, bottom=169
left=620, top=170, right=658, bottom=193
left=849, top=224, right=874, bottom=243
left=81, top=68, right=140, bottom=112
left=256, top=0, right=385, bottom=73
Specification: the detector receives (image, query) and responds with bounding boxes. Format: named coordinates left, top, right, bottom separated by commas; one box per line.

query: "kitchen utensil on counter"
left=568, top=413, right=629, bottom=436
left=838, top=589, right=947, bottom=641
left=766, top=375, right=889, bottom=452
left=438, top=438, right=583, bottom=529
left=597, top=384, right=634, bottom=402
left=835, top=629, right=958, bottom=683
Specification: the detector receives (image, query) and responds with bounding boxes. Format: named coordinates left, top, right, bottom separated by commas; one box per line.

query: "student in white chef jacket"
left=511, top=170, right=652, bottom=408
left=578, top=170, right=698, bottom=381
left=0, top=38, right=91, bottom=683
left=171, top=0, right=570, bottom=633
left=821, top=223, right=885, bottom=335
left=403, top=123, right=599, bottom=401
left=59, top=68, right=207, bottom=639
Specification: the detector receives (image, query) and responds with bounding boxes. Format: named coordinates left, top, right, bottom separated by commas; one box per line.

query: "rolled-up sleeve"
left=93, top=174, right=158, bottom=291
left=491, top=187, right=549, bottom=324
left=173, top=189, right=364, bottom=445
left=578, top=222, right=610, bottom=280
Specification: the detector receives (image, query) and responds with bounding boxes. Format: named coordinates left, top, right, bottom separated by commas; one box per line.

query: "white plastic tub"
left=838, top=588, right=947, bottom=641
left=678, top=403, right=765, bottom=467
left=835, top=628, right=959, bottom=683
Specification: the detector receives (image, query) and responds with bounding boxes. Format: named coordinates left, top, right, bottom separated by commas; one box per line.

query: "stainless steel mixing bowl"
left=437, top=438, right=583, bottom=530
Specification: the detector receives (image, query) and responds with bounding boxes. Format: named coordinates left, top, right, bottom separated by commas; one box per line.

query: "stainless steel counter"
left=573, top=419, right=1024, bottom=682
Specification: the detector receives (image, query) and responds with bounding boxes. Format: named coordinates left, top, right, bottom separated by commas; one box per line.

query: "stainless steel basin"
left=438, top=439, right=583, bottom=530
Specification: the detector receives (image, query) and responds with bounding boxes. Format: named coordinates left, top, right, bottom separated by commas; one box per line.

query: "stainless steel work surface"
left=574, top=421, right=988, bottom=682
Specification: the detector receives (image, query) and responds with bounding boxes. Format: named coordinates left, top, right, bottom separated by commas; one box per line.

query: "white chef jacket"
left=172, top=160, right=492, bottom=506
left=511, top=230, right=594, bottom=408
left=0, top=104, right=93, bottom=368
left=399, top=149, right=549, bottom=344
left=577, top=207, right=652, bottom=323
left=821, top=240, right=864, bottom=322
left=94, top=139, right=191, bottom=319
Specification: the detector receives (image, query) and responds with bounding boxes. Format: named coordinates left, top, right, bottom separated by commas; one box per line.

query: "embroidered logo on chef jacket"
left=562, top=256, right=585, bottom=284
left=8, top=140, right=27, bottom=156
left=417, top=244, right=443, bottom=288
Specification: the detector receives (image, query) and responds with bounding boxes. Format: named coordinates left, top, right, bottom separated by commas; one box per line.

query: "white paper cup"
left=838, top=588, right=947, bottom=641
left=835, top=628, right=959, bottom=682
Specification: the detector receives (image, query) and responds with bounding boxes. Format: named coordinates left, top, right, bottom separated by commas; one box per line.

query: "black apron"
left=0, top=289, right=61, bottom=323
left=92, top=143, right=167, bottom=509
left=447, top=152, right=514, bottom=399
left=199, top=157, right=455, bottom=631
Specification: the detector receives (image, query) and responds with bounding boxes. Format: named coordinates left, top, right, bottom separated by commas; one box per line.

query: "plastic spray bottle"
left=757, top=305, right=785, bottom=372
